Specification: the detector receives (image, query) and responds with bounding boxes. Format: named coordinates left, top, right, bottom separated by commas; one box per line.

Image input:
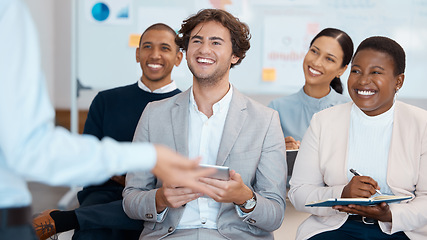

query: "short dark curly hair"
left=175, top=9, right=251, bottom=68
left=353, top=36, right=405, bottom=76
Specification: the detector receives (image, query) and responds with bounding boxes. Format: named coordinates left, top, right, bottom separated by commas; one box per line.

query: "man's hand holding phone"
left=199, top=164, right=230, bottom=181
left=198, top=169, right=255, bottom=212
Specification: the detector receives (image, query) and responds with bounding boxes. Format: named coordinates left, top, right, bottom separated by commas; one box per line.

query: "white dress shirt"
left=0, top=0, right=156, bottom=208
left=176, top=85, right=233, bottom=229
left=138, top=78, right=177, bottom=93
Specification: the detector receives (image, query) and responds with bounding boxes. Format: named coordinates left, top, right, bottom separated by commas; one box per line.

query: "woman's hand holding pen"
left=341, top=175, right=381, bottom=198
left=335, top=169, right=392, bottom=222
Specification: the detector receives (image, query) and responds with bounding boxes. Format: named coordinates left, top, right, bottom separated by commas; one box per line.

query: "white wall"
left=24, top=0, right=427, bottom=111
left=53, top=0, right=73, bottom=109
left=23, top=0, right=55, bottom=103
left=24, top=0, right=72, bottom=109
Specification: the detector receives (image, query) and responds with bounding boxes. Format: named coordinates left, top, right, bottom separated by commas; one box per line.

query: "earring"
left=394, top=87, right=399, bottom=102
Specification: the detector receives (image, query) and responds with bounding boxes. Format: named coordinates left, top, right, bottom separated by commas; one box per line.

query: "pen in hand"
left=349, top=168, right=382, bottom=195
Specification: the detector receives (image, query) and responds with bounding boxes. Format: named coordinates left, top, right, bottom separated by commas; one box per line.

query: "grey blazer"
left=123, top=88, right=287, bottom=239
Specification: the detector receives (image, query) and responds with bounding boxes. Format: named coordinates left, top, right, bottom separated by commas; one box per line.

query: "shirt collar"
left=298, top=87, right=339, bottom=107
left=138, top=78, right=177, bottom=94
left=351, top=101, right=395, bottom=122
left=189, top=84, right=233, bottom=116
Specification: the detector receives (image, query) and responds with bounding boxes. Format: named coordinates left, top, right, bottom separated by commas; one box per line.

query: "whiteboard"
left=76, top=0, right=427, bottom=98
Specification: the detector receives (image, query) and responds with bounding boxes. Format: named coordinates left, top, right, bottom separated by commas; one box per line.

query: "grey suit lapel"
left=171, top=89, right=190, bottom=157
left=216, top=89, right=248, bottom=166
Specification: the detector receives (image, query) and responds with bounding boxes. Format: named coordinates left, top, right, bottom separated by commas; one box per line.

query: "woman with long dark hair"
left=269, top=28, right=353, bottom=150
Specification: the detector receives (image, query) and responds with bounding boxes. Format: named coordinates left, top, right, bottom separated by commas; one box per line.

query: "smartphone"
left=199, top=164, right=230, bottom=181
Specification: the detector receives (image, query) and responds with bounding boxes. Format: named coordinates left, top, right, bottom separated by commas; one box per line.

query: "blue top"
left=0, top=0, right=156, bottom=208
left=268, top=87, right=350, bottom=141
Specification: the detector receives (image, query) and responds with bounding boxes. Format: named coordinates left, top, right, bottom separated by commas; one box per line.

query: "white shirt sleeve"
left=0, top=0, right=156, bottom=187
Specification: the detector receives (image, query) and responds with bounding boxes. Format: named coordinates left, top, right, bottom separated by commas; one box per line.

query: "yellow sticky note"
left=262, top=68, right=276, bottom=82
left=128, top=34, right=141, bottom=48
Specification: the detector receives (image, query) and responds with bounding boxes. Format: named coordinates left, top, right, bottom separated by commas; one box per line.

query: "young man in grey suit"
left=123, top=9, right=287, bottom=240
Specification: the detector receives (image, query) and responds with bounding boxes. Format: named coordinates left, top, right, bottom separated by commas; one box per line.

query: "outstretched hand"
left=151, top=145, right=216, bottom=197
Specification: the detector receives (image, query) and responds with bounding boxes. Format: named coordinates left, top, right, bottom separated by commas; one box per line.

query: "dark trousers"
left=72, top=181, right=143, bottom=240
left=0, top=224, right=38, bottom=240
left=309, top=219, right=409, bottom=240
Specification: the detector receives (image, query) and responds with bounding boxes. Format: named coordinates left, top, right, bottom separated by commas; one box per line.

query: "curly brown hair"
left=175, top=9, right=251, bottom=68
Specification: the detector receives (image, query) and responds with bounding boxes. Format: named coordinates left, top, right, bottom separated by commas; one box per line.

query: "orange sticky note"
left=262, top=68, right=276, bottom=82
left=128, top=34, right=141, bottom=48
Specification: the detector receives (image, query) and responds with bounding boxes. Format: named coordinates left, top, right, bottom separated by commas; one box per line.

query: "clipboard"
left=305, top=195, right=412, bottom=207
